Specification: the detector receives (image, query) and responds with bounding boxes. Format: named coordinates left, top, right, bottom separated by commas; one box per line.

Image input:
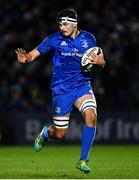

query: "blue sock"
left=80, top=125, right=96, bottom=161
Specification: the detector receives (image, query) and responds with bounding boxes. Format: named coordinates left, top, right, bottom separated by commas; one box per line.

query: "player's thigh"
left=75, top=94, right=97, bottom=125
left=75, top=94, right=96, bottom=111
left=52, top=93, right=75, bottom=136
left=52, top=93, right=74, bottom=116
left=74, top=81, right=97, bottom=113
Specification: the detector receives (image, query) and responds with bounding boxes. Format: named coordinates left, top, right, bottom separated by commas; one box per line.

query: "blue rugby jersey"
left=37, top=30, right=96, bottom=95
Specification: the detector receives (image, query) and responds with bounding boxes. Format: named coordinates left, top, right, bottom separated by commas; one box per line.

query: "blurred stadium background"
left=0, top=0, right=139, bottom=178
left=0, top=0, right=139, bottom=145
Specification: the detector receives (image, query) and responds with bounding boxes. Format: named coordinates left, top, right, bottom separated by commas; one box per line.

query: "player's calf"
left=48, top=125, right=68, bottom=139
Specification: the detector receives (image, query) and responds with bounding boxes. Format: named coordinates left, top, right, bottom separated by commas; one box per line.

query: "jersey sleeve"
left=89, top=33, right=97, bottom=47
left=36, top=35, right=53, bottom=54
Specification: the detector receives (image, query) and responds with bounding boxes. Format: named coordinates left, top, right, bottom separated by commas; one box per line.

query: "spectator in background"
left=4, top=85, right=29, bottom=112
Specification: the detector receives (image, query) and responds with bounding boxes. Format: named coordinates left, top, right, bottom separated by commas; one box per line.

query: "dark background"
left=0, top=0, right=139, bottom=144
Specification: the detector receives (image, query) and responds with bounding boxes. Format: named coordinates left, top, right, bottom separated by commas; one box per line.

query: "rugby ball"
left=81, top=47, right=101, bottom=72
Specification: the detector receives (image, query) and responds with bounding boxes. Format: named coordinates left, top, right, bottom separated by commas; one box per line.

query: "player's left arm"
left=89, top=48, right=105, bottom=68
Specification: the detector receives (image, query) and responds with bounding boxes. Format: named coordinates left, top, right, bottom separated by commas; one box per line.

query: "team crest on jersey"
left=60, top=41, right=68, bottom=46
left=80, top=40, right=89, bottom=48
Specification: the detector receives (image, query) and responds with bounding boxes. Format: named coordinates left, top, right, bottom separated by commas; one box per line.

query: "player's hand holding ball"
left=81, top=47, right=105, bottom=72
left=89, top=48, right=105, bottom=66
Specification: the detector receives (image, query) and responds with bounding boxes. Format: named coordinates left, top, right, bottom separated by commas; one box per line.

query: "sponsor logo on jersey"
left=61, top=52, right=82, bottom=57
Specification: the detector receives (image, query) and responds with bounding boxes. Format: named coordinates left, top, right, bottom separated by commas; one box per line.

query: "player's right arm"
left=15, top=48, right=40, bottom=63
left=15, top=33, right=56, bottom=63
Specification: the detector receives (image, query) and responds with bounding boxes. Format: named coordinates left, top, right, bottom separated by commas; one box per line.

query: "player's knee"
left=84, top=109, right=97, bottom=127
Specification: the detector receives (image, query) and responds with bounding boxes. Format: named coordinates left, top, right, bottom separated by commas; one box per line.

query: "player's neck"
left=71, top=29, right=80, bottom=39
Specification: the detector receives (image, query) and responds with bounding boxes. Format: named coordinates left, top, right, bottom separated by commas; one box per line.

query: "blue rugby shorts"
left=52, top=81, right=96, bottom=116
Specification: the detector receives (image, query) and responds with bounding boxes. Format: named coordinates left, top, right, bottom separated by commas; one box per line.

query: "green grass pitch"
left=0, top=145, right=139, bottom=179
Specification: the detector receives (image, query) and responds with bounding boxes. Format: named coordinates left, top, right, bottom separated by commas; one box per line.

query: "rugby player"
left=15, top=8, right=105, bottom=173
